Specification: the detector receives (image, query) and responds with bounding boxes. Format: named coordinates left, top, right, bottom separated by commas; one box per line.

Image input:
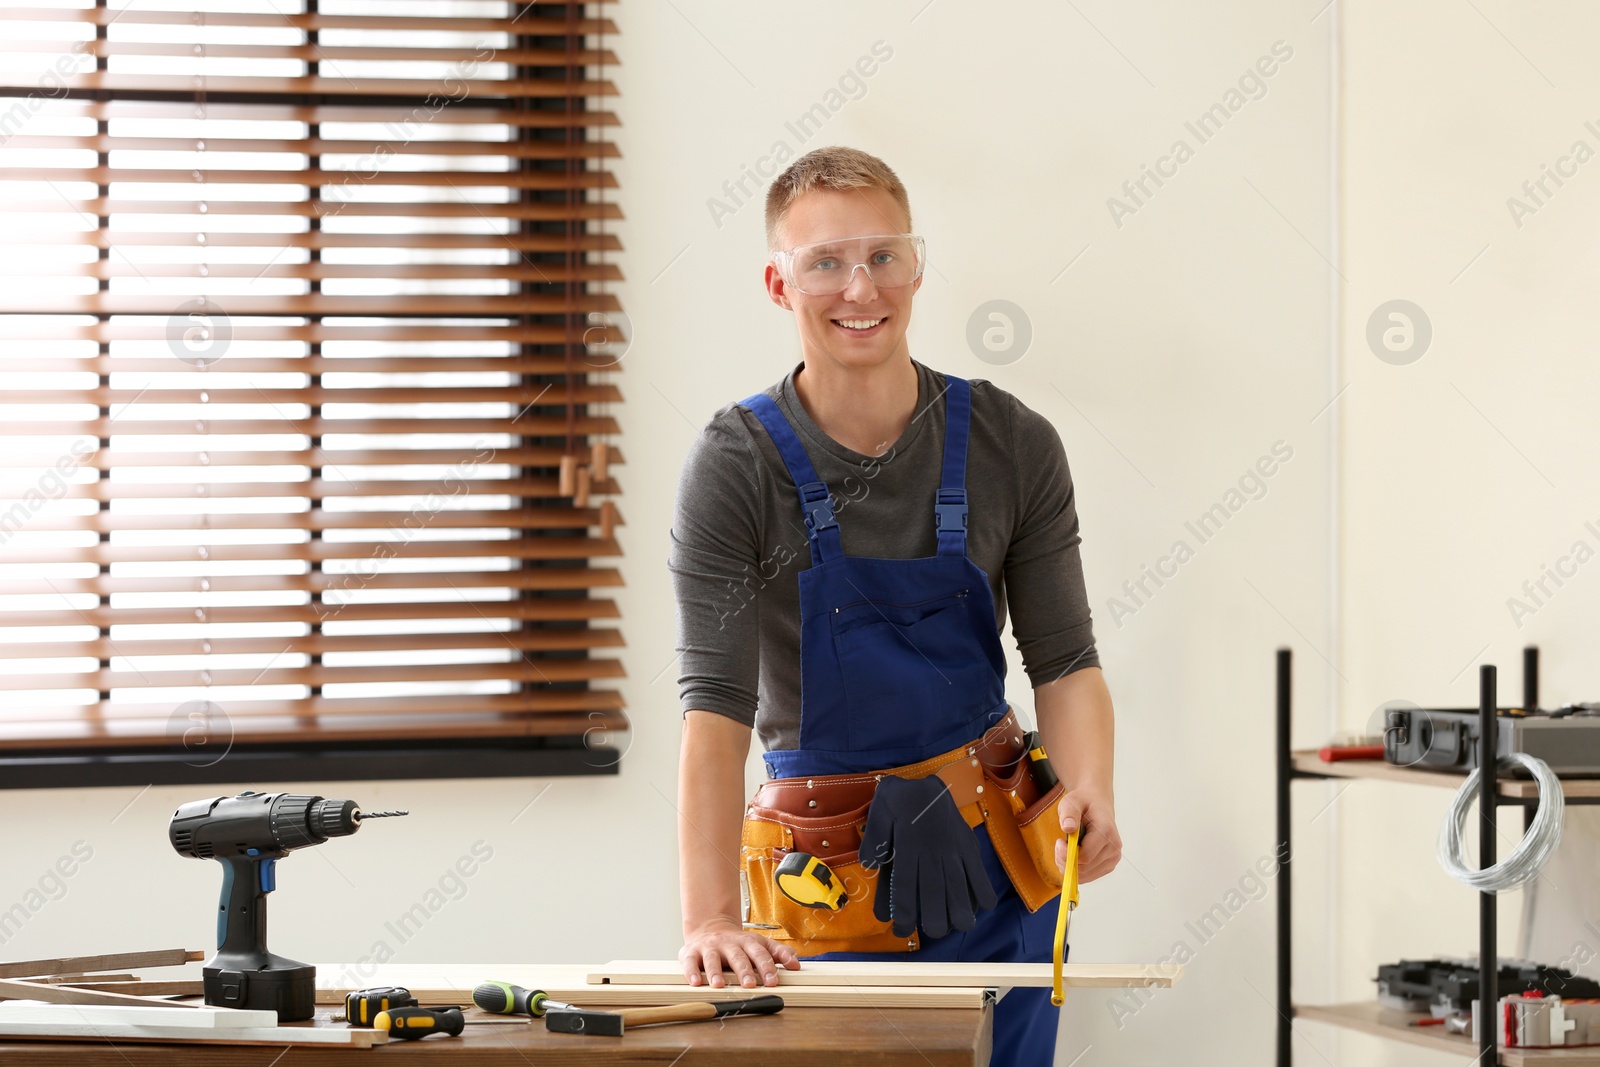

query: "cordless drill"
left=169, top=791, right=407, bottom=1021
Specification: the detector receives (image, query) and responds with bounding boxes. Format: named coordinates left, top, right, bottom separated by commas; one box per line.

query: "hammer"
left=545, top=994, right=784, bottom=1037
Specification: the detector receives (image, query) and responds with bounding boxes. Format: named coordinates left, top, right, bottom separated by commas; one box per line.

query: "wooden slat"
left=0, top=979, right=202, bottom=1010
left=0, top=478, right=616, bottom=502
left=0, top=659, right=626, bottom=697
left=0, top=535, right=623, bottom=565
left=0, top=565, right=623, bottom=596
left=0, top=598, right=620, bottom=629
left=0, top=363, right=627, bottom=383
left=0, top=707, right=629, bottom=751
left=0, top=9, right=621, bottom=34
left=0, top=74, right=618, bottom=97
left=0, top=1019, right=383, bottom=1048
left=0, top=417, right=621, bottom=438
left=0, top=630, right=624, bottom=661
left=590, top=960, right=1183, bottom=990
left=0, top=328, right=622, bottom=346
left=66, top=982, right=205, bottom=997
left=7, top=693, right=628, bottom=721
left=1, top=42, right=620, bottom=66
left=4, top=139, right=619, bottom=161
left=1, top=198, right=623, bottom=220
left=2, top=165, right=617, bottom=188
left=0, top=263, right=625, bottom=284
left=321, top=965, right=992, bottom=1010
left=0, top=951, right=202, bottom=982
left=0, top=294, right=620, bottom=316
left=2, top=384, right=621, bottom=407
left=0, top=233, right=624, bottom=252
left=0, top=100, right=622, bottom=127
left=0, top=506, right=622, bottom=534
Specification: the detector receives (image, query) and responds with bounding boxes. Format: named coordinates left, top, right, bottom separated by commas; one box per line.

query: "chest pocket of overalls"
left=831, top=588, right=990, bottom=751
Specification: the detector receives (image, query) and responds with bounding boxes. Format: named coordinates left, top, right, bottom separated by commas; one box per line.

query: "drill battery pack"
left=1382, top=705, right=1600, bottom=775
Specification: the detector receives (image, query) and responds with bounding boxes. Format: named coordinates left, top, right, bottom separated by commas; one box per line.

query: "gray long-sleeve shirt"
left=669, top=358, right=1099, bottom=755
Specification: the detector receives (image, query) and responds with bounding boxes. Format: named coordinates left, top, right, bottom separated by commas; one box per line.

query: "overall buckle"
left=934, top=489, right=967, bottom=532
left=800, top=481, right=837, bottom=533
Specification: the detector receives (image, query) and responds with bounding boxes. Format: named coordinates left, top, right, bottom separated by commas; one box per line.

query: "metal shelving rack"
left=1275, top=645, right=1600, bottom=1066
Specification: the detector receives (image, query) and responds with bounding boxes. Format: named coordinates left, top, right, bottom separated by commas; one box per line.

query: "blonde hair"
left=764, top=146, right=912, bottom=251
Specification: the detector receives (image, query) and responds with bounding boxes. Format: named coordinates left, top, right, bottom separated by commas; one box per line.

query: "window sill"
left=0, top=736, right=620, bottom=790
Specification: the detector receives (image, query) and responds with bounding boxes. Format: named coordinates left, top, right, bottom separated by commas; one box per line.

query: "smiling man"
left=669, top=146, right=1119, bottom=1066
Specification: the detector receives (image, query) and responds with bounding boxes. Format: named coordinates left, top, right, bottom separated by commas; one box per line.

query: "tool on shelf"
left=1383, top=703, right=1600, bottom=773
left=1051, top=827, right=1079, bottom=1007
left=1498, top=991, right=1600, bottom=1048
left=545, top=994, right=784, bottom=1037
left=1376, top=958, right=1600, bottom=1017
left=336, top=986, right=417, bottom=1026
left=168, top=791, right=408, bottom=1021
left=1316, top=734, right=1384, bottom=762
left=374, top=1005, right=465, bottom=1040
left=774, top=852, right=847, bottom=910
left=1437, top=752, right=1563, bottom=891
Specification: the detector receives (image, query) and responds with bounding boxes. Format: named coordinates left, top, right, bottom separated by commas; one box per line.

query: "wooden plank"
left=0, top=980, right=201, bottom=1009
left=0, top=1004, right=277, bottom=1029
left=38, top=976, right=137, bottom=985
left=0, top=1022, right=381, bottom=1048
left=1290, top=750, right=1600, bottom=799
left=317, top=965, right=992, bottom=1010
left=1295, top=1001, right=1600, bottom=1065
left=66, top=982, right=203, bottom=998
left=0, top=951, right=202, bottom=981
left=588, top=960, right=1183, bottom=989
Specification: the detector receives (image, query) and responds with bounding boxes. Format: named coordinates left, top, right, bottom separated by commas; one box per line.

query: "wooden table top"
left=0, top=1000, right=993, bottom=1066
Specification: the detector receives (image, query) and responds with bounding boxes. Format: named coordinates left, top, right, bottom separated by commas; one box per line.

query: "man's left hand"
left=1055, top=786, right=1121, bottom=884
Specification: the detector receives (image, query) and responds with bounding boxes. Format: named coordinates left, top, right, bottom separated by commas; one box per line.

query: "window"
left=0, top=0, right=626, bottom=787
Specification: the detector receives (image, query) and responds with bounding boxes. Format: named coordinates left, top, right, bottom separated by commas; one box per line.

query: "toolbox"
left=1383, top=704, right=1600, bottom=775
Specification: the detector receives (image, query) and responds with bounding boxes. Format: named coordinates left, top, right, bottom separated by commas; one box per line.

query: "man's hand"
left=680, top=917, right=801, bottom=989
left=1055, top=785, right=1121, bottom=883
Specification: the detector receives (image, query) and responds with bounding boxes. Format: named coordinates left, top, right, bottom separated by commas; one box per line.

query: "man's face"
left=765, top=186, right=921, bottom=372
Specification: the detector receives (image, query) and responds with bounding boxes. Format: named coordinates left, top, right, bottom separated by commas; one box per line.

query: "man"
left=670, top=146, right=1120, bottom=1066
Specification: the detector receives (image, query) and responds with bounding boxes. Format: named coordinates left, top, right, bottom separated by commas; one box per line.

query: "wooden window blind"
left=0, top=0, right=626, bottom=772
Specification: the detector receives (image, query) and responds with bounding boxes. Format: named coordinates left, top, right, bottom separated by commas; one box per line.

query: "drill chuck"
left=309, top=798, right=360, bottom=840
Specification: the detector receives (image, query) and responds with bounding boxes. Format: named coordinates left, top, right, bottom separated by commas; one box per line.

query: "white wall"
left=0, top=4, right=1355, bottom=1065
left=1336, top=2, right=1600, bottom=1064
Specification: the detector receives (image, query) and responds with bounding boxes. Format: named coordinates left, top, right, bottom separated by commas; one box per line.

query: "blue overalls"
left=740, top=373, right=1062, bottom=1067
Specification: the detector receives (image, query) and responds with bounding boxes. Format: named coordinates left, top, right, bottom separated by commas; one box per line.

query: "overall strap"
left=935, top=375, right=971, bottom=557
left=739, top=392, right=843, bottom=566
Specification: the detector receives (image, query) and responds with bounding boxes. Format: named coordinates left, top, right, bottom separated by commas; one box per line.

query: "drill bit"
left=355, top=809, right=409, bottom=820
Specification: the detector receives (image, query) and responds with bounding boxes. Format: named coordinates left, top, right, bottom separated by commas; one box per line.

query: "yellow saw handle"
left=1051, top=827, right=1081, bottom=1007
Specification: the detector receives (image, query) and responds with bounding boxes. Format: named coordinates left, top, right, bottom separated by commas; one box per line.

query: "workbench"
left=0, top=956, right=1181, bottom=1064
left=0, top=1000, right=992, bottom=1066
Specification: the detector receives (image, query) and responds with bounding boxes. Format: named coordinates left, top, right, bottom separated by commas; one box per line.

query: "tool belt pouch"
left=741, top=785, right=916, bottom=955
left=741, top=716, right=1072, bottom=952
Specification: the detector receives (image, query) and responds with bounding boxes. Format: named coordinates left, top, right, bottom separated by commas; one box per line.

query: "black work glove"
left=858, top=774, right=997, bottom=939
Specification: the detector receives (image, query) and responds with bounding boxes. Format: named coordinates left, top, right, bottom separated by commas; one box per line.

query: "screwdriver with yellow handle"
left=1051, top=826, right=1081, bottom=1007
left=373, top=1005, right=466, bottom=1040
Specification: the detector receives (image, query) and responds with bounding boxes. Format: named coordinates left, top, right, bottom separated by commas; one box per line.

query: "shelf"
left=1295, top=1002, right=1600, bottom=1065
left=1290, top=750, right=1600, bottom=799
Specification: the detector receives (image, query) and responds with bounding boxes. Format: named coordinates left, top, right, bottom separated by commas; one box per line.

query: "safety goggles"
left=771, top=233, right=926, bottom=296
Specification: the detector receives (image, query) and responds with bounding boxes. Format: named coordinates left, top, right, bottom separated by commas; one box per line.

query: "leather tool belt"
left=740, top=708, right=1069, bottom=955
